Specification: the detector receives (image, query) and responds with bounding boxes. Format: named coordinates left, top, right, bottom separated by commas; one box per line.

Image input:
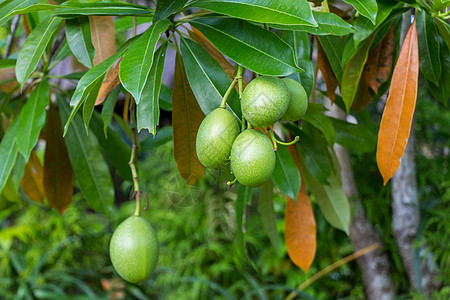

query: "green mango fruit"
left=110, top=216, right=159, bottom=283
left=241, top=76, right=290, bottom=127
left=196, top=108, right=240, bottom=169
left=230, top=129, right=276, bottom=187
left=281, top=78, right=308, bottom=122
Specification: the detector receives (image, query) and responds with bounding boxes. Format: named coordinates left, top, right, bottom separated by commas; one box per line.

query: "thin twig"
left=4, top=15, right=20, bottom=58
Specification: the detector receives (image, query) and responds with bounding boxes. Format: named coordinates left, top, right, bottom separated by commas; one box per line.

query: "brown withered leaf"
left=363, top=25, right=394, bottom=95
left=316, top=37, right=338, bottom=102
left=172, top=51, right=205, bottom=185
left=352, top=76, right=373, bottom=113
left=89, top=16, right=116, bottom=65
left=0, top=68, right=18, bottom=94
left=20, top=151, right=45, bottom=203
left=43, top=103, right=73, bottom=213
left=95, top=58, right=121, bottom=105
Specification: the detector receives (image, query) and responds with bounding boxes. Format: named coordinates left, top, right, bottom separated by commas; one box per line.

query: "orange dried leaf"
left=43, top=103, right=73, bottom=213
left=377, top=20, right=419, bottom=185
left=172, top=51, right=205, bottom=185
left=316, top=38, right=338, bottom=102
left=20, top=151, right=45, bottom=203
left=95, top=58, right=121, bottom=105
left=89, top=16, right=116, bottom=65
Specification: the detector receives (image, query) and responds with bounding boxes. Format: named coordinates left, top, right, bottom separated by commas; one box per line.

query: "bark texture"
left=392, top=128, right=441, bottom=294
left=330, top=106, right=396, bottom=300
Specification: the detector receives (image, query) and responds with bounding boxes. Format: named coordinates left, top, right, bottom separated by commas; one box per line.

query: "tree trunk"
left=330, top=106, right=396, bottom=300
left=391, top=126, right=441, bottom=294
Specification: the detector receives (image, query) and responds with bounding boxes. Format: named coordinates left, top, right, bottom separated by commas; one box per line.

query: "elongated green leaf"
left=317, top=35, right=346, bottom=83
left=0, top=119, right=19, bottom=193
left=258, top=180, right=281, bottom=254
left=65, top=36, right=137, bottom=134
left=82, top=76, right=103, bottom=134
left=119, top=20, right=170, bottom=104
left=58, top=97, right=114, bottom=216
left=303, top=103, right=335, bottom=146
left=159, top=84, right=172, bottom=111
left=190, top=18, right=301, bottom=76
left=0, top=59, right=16, bottom=69
left=193, top=0, right=316, bottom=26
left=434, top=17, right=450, bottom=51
left=16, top=79, right=49, bottom=160
left=300, top=152, right=350, bottom=234
left=101, top=84, right=120, bottom=137
left=5, top=4, right=60, bottom=16
left=66, top=17, right=95, bottom=68
left=330, top=117, right=377, bottom=152
left=236, top=185, right=255, bottom=268
left=271, top=11, right=355, bottom=36
left=180, top=37, right=241, bottom=118
left=52, top=6, right=152, bottom=18
left=154, top=0, right=188, bottom=21
left=281, top=31, right=314, bottom=98
left=90, top=111, right=132, bottom=181
left=343, top=0, right=377, bottom=24
left=137, top=42, right=168, bottom=135
left=417, top=10, right=441, bottom=86
left=427, top=38, right=450, bottom=106
left=341, top=36, right=374, bottom=113
left=0, top=0, right=38, bottom=26
left=15, top=17, right=63, bottom=85
left=271, top=142, right=301, bottom=200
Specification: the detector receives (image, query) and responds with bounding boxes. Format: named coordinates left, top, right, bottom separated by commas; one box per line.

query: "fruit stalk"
left=129, top=100, right=142, bottom=217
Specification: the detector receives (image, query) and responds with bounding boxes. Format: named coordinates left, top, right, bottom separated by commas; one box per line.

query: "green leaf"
left=342, top=0, right=377, bottom=24
left=15, top=78, right=49, bottom=160
left=427, top=37, right=450, bottom=106
left=193, top=0, right=317, bottom=26
left=271, top=11, right=356, bottom=36
left=15, top=17, right=63, bottom=85
left=258, top=179, right=281, bottom=254
left=82, top=76, right=103, bottom=134
left=180, top=37, right=241, bottom=118
left=303, top=103, right=335, bottom=146
left=65, top=17, right=95, bottom=69
left=281, top=31, right=314, bottom=98
left=0, top=0, right=38, bottom=26
left=114, top=16, right=153, bottom=34
left=330, top=117, right=377, bottom=152
left=190, top=18, right=301, bottom=76
left=236, top=185, right=255, bottom=267
left=153, top=0, right=188, bottom=21
left=159, top=84, right=172, bottom=111
left=300, top=154, right=350, bottom=234
left=0, top=59, right=16, bottom=69
left=417, top=11, right=441, bottom=86
left=434, top=17, right=450, bottom=51
left=341, top=35, right=374, bottom=113
left=64, top=36, right=137, bottom=135
left=317, top=35, right=346, bottom=83
left=58, top=97, right=114, bottom=216
left=119, top=20, right=170, bottom=104
left=5, top=4, right=60, bottom=16
left=51, top=6, right=152, bottom=18
left=101, top=84, right=121, bottom=138
left=137, top=42, right=168, bottom=135
left=90, top=111, right=132, bottom=181
left=271, top=142, right=301, bottom=200
left=0, top=119, right=19, bottom=193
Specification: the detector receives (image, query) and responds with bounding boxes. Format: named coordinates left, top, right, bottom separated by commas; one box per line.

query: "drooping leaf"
left=317, top=35, right=346, bottom=84
left=258, top=180, right=281, bottom=254
left=4, top=3, right=60, bottom=16
left=153, top=0, right=188, bottom=21
left=417, top=10, right=441, bottom=86
left=180, top=37, right=241, bottom=118
left=192, top=0, right=317, bottom=26
left=302, top=103, right=335, bottom=146
left=95, top=58, right=121, bottom=105
left=15, top=17, right=63, bottom=85
left=20, top=151, right=45, bottom=204
left=362, top=25, right=394, bottom=95
left=82, top=76, right=104, bottom=133
left=352, top=77, right=373, bottom=114
left=342, top=0, right=377, bottom=24
left=271, top=11, right=356, bottom=36
left=341, top=35, right=374, bottom=113
left=172, top=51, right=205, bottom=185
left=427, top=36, right=450, bottom=106
left=377, top=20, right=419, bottom=185
left=271, top=141, right=301, bottom=200
left=137, top=42, right=168, bottom=135
left=190, top=18, right=302, bottom=76
left=58, top=97, right=114, bottom=216
left=119, top=20, right=170, bottom=104
left=43, top=103, right=73, bottom=214
left=330, top=117, right=377, bottom=152
left=0, top=0, right=38, bottom=26
left=0, top=115, right=20, bottom=193
left=52, top=5, right=152, bottom=18
left=434, top=17, right=450, bottom=51
left=15, top=79, right=49, bottom=160
left=316, top=38, right=338, bottom=102
left=89, top=16, right=116, bottom=66
left=236, top=185, right=255, bottom=267
left=65, top=17, right=95, bottom=68
left=159, top=84, right=173, bottom=111
left=101, top=84, right=121, bottom=137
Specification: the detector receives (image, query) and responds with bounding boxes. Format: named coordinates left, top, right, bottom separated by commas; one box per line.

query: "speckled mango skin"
left=241, top=76, right=290, bottom=127
left=196, top=108, right=240, bottom=169
left=281, top=78, right=308, bottom=122
left=230, top=129, right=276, bottom=187
left=110, top=216, right=159, bottom=284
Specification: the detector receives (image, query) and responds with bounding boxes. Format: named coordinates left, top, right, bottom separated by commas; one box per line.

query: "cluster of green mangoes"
left=196, top=76, right=308, bottom=187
